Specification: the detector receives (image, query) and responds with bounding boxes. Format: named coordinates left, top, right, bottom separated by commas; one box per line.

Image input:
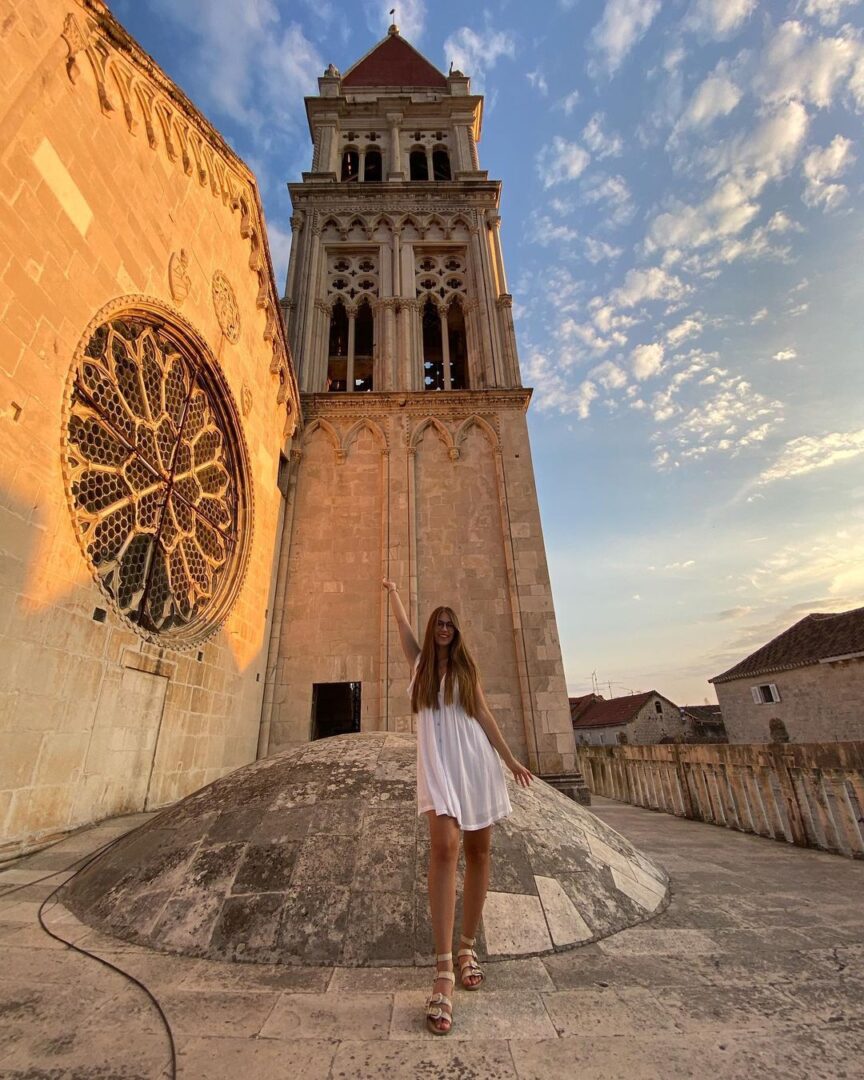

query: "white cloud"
left=590, top=360, right=629, bottom=390
left=686, top=0, right=756, bottom=38
left=667, top=317, right=703, bottom=346
left=443, top=26, right=515, bottom=91
left=650, top=103, right=810, bottom=264
left=580, top=174, right=635, bottom=225
left=584, top=237, right=624, bottom=263
left=772, top=347, right=798, bottom=361
left=559, top=89, right=581, bottom=115
left=613, top=266, right=689, bottom=307
left=363, top=0, right=425, bottom=39
left=590, top=0, right=662, bottom=74
left=148, top=0, right=322, bottom=135
left=757, top=429, right=864, bottom=483
left=678, top=70, right=743, bottom=130
left=705, top=100, right=810, bottom=185
left=755, top=20, right=862, bottom=109
left=802, top=134, right=856, bottom=209
left=654, top=373, right=784, bottom=468
left=530, top=215, right=580, bottom=246
left=649, top=176, right=758, bottom=255
left=582, top=113, right=624, bottom=158
left=537, top=136, right=591, bottom=188
left=527, top=69, right=549, bottom=96
left=799, top=0, right=860, bottom=28
left=751, top=307, right=769, bottom=324
left=632, top=342, right=665, bottom=380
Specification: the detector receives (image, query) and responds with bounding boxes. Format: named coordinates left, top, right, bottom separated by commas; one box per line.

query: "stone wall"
left=0, top=0, right=297, bottom=855
left=579, top=742, right=864, bottom=858
left=715, top=659, right=864, bottom=744
left=265, top=391, right=576, bottom=775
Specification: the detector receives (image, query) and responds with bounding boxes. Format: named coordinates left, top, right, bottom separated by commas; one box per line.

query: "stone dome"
left=62, top=733, right=668, bottom=966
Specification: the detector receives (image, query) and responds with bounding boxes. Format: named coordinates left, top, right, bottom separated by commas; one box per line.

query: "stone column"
left=469, top=224, right=498, bottom=387
left=496, top=294, right=519, bottom=388
left=439, top=307, right=451, bottom=391
left=487, top=212, right=508, bottom=293
left=346, top=308, right=356, bottom=392
left=386, top=112, right=403, bottom=178
left=282, top=211, right=304, bottom=335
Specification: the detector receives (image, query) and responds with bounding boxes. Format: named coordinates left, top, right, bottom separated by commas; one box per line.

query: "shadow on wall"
left=0, top=475, right=253, bottom=858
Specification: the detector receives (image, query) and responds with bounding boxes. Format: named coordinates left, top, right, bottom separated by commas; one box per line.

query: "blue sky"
left=113, top=0, right=864, bottom=705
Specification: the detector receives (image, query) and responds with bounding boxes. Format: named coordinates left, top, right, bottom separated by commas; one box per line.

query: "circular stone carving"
left=61, top=733, right=668, bottom=967
left=211, top=269, right=240, bottom=343
left=63, top=300, right=251, bottom=643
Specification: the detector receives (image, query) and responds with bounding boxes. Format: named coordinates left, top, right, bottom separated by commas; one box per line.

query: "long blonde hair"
left=411, top=606, right=480, bottom=718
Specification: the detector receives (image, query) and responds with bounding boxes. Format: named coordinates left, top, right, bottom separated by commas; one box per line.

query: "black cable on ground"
left=4, top=823, right=178, bottom=1080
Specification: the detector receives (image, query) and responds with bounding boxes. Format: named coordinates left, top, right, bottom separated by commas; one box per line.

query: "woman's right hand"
left=382, top=579, right=397, bottom=593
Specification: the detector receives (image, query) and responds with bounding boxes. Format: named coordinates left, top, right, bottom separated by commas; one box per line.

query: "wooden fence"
left=577, top=742, right=864, bottom=858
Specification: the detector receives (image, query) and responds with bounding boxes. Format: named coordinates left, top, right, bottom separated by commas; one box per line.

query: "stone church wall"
left=0, top=0, right=297, bottom=855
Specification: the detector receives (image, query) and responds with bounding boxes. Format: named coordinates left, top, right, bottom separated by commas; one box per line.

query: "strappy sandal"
left=457, top=934, right=485, bottom=990
left=426, top=952, right=454, bottom=1035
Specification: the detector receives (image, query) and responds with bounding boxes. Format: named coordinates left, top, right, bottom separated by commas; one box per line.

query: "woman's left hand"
left=506, top=758, right=533, bottom=787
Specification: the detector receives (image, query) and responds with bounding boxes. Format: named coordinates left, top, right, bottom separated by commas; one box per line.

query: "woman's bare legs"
left=460, top=825, right=492, bottom=988
left=426, top=811, right=460, bottom=1032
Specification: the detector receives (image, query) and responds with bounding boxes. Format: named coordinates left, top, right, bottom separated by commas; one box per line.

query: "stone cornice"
left=64, top=1, right=300, bottom=432
left=301, top=388, right=531, bottom=419
left=289, top=183, right=501, bottom=212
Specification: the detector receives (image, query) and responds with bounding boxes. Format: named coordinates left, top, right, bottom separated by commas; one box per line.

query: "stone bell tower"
left=261, top=23, right=577, bottom=778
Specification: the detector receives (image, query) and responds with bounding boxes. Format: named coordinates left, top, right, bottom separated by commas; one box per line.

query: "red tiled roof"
left=570, top=691, right=656, bottom=731
left=711, top=607, right=864, bottom=684
left=342, top=33, right=448, bottom=89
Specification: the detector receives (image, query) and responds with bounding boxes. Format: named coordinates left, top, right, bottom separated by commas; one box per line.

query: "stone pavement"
left=1, top=797, right=862, bottom=1079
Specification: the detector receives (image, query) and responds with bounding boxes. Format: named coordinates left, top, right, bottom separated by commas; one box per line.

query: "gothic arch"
left=455, top=414, right=500, bottom=455
left=342, top=417, right=388, bottom=458
left=410, top=416, right=455, bottom=457
left=302, top=417, right=341, bottom=461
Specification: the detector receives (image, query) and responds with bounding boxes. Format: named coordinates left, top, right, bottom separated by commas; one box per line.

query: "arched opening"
left=341, top=149, right=359, bottom=182
left=364, top=149, right=382, bottom=182
left=354, top=301, right=374, bottom=391
left=422, top=299, right=444, bottom=389
left=327, top=302, right=348, bottom=391
left=432, top=149, right=451, bottom=181
left=447, top=303, right=468, bottom=389
left=410, top=149, right=429, bottom=181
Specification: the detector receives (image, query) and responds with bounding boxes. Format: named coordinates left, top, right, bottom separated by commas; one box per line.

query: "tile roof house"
left=709, top=607, right=864, bottom=744
left=570, top=691, right=684, bottom=746
left=681, top=704, right=727, bottom=742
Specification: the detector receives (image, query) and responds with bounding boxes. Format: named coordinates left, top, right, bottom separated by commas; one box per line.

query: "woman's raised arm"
left=383, top=580, right=421, bottom=666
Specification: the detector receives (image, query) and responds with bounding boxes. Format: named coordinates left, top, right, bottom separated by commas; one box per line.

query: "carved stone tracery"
left=63, top=300, right=252, bottom=644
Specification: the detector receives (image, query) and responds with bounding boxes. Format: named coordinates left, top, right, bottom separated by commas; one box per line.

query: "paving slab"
left=260, top=991, right=393, bottom=1040
left=1, top=793, right=862, bottom=1078
left=331, top=1038, right=518, bottom=1079
left=177, top=1036, right=338, bottom=1080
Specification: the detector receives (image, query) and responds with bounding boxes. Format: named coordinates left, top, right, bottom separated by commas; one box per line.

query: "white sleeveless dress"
left=409, top=659, right=512, bottom=832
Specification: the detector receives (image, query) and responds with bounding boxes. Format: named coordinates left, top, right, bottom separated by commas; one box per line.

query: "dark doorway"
left=311, top=682, right=361, bottom=740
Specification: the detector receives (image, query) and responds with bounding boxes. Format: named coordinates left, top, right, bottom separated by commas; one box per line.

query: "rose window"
left=64, top=310, right=249, bottom=642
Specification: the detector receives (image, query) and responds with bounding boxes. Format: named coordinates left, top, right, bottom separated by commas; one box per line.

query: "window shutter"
left=769, top=683, right=780, bottom=702
left=751, top=687, right=762, bottom=704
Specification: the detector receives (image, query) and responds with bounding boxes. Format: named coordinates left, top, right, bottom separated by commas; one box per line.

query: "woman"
left=383, top=580, right=532, bottom=1035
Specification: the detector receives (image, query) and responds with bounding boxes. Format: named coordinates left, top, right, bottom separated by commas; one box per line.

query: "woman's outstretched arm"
left=383, top=580, right=421, bottom=666
left=473, top=685, right=533, bottom=787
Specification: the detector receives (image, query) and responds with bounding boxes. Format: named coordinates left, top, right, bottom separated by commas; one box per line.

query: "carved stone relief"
left=212, top=270, right=241, bottom=343
left=168, top=249, right=191, bottom=304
